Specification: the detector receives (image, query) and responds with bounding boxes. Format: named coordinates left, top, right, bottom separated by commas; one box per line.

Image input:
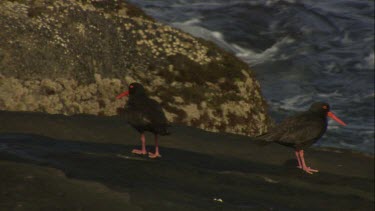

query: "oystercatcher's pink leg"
left=148, top=134, right=161, bottom=158
left=299, top=150, right=319, bottom=174
left=295, top=150, right=302, bottom=169
left=132, top=133, right=147, bottom=155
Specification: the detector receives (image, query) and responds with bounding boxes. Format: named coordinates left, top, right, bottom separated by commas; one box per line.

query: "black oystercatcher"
left=257, top=102, right=346, bottom=174
left=116, top=83, right=170, bottom=158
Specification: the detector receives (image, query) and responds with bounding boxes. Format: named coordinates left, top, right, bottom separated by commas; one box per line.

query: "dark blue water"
left=127, top=0, right=375, bottom=154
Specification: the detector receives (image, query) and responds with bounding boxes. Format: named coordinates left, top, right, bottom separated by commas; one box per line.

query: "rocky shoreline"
left=0, top=110, right=373, bottom=210
left=0, top=1, right=373, bottom=210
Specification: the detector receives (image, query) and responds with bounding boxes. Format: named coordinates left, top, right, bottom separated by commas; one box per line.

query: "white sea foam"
left=339, top=142, right=357, bottom=148
left=355, top=51, right=374, bottom=70
left=271, top=94, right=313, bottom=112
left=233, top=37, right=295, bottom=65
left=364, top=52, right=375, bottom=69
left=172, top=19, right=242, bottom=53
left=316, top=91, right=342, bottom=98
left=173, top=15, right=295, bottom=66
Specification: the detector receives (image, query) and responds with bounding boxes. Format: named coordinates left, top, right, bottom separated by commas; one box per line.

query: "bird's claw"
left=131, top=149, right=147, bottom=155
left=305, top=167, right=319, bottom=172
left=302, top=167, right=319, bottom=174
left=148, top=152, right=161, bottom=159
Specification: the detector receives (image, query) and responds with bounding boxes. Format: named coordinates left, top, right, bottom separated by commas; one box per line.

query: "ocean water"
left=127, top=0, right=375, bottom=154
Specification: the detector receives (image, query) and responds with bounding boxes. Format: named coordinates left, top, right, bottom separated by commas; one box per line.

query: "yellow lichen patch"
left=127, top=16, right=218, bottom=65
left=179, top=104, right=200, bottom=122
left=150, top=96, right=162, bottom=103
left=0, top=74, right=129, bottom=116
left=220, top=100, right=253, bottom=118
left=0, top=1, right=29, bottom=17
left=124, top=23, right=133, bottom=30
left=74, top=1, right=97, bottom=12
left=164, top=110, right=177, bottom=122
left=173, top=96, right=184, bottom=104
left=76, top=23, right=86, bottom=36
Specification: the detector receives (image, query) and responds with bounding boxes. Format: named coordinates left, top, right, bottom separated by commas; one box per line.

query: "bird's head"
left=309, top=102, right=346, bottom=126
left=116, top=82, right=146, bottom=99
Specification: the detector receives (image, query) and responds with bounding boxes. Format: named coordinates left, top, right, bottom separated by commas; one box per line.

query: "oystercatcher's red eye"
left=322, top=105, right=328, bottom=109
left=130, top=85, right=134, bottom=89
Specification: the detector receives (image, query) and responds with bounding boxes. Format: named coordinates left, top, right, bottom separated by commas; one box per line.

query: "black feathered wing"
left=257, top=112, right=326, bottom=147
left=124, top=97, right=170, bottom=135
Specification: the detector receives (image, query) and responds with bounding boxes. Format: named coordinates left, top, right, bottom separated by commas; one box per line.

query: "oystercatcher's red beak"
left=116, top=90, right=129, bottom=99
left=327, top=111, right=347, bottom=126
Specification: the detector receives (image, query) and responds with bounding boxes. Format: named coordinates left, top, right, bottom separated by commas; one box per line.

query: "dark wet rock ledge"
left=0, top=111, right=373, bottom=211
left=0, top=0, right=270, bottom=136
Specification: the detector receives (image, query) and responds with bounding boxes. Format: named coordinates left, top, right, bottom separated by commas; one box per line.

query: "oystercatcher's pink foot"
left=298, top=150, right=319, bottom=174
left=131, top=133, right=147, bottom=155
left=303, top=167, right=319, bottom=173
left=148, top=152, right=161, bottom=159
left=302, top=167, right=319, bottom=174
left=148, top=135, right=162, bottom=159
left=132, top=149, right=147, bottom=155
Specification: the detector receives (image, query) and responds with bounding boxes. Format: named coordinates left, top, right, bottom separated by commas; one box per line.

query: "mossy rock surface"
left=0, top=0, right=270, bottom=136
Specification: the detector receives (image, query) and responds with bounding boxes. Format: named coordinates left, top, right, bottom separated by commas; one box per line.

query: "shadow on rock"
left=0, top=132, right=373, bottom=210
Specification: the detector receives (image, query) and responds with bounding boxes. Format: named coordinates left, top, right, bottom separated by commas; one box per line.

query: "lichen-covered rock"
left=0, top=0, right=270, bottom=136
